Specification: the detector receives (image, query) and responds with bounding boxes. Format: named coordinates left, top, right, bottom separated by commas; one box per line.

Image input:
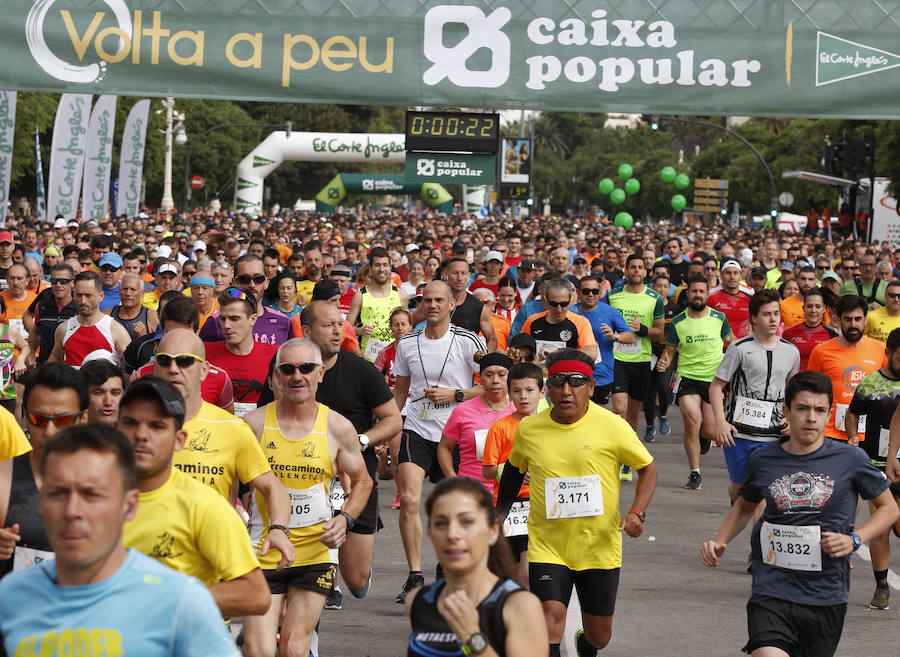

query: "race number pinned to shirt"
left=287, top=482, right=331, bottom=528
left=877, top=428, right=900, bottom=459
left=614, top=340, right=641, bottom=354
left=535, top=340, right=566, bottom=362
left=761, top=522, right=822, bottom=572
left=733, top=396, right=775, bottom=429
left=233, top=402, right=256, bottom=418
left=834, top=404, right=865, bottom=433
left=503, top=500, right=530, bottom=537
left=13, top=546, right=55, bottom=571
left=419, top=399, right=455, bottom=422
left=545, top=475, right=603, bottom=519
left=474, top=429, right=489, bottom=460
left=328, top=477, right=347, bottom=511
left=363, top=337, right=387, bottom=361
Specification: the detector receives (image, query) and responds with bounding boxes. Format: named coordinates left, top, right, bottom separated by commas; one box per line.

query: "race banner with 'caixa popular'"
left=2, top=1, right=899, bottom=119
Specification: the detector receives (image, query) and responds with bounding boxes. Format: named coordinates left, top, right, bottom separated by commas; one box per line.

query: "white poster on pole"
left=116, top=99, right=150, bottom=218
left=0, top=91, right=15, bottom=216
left=81, top=95, right=117, bottom=222
left=47, top=94, right=92, bottom=221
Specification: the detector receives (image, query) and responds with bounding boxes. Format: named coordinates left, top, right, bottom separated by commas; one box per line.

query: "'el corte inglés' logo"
left=422, top=4, right=761, bottom=92
left=815, top=31, right=900, bottom=86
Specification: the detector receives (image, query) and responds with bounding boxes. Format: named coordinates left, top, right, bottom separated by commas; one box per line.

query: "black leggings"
left=644, top=360, right=675, bottom=425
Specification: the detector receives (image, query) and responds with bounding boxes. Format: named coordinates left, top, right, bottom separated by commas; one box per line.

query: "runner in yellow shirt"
left=865, top=280, right=900, bottom=342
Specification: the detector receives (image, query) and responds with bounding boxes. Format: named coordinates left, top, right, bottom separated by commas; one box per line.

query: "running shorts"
left=529, top=563, right=620, bottom=616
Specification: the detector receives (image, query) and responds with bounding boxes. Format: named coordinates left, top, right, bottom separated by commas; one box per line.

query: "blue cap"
left=189, top=275, right=215, bottom=287
left=99, top=253, right=123, bottom=269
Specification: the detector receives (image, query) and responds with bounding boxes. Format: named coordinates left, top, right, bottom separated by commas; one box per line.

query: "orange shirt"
left=807, top=336, right=886, bottom=440
left=489, top=313, right=511, bottom=352
left=482, top=413, right=529, bottom=501
left=1, top=289, right=36, bottom=320
left=275, top=243, right=292, bottom=265
left=781, top=295, right=831, bottom=329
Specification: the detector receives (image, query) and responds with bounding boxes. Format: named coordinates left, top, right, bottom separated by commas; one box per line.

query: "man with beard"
left=809, top=295, right=887, bottom=443
left=347, top=247, right=408, bottom=362
left=295, top=241, right=326, bottom=302
left=781, top=265, right=825, bottom=329
left=708, top=259, right=754, bottom=339
left=657, top=275, right=733, bottom=491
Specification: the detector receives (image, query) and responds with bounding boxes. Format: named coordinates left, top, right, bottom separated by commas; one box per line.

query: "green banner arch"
left=315, top=174, right=453, bottom=213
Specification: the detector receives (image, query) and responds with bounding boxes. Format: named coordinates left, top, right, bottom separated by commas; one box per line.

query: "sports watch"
left=338, top=511, right=356, bottom=531
left=461, top=632, right=489, bottom=655
left=850, top=532, right=862, bottom=552
left=455, top=389, right=464, bottom=402
left=629, top=509, right=646, bottom=523
left=358, top=434, right=370, bottom=450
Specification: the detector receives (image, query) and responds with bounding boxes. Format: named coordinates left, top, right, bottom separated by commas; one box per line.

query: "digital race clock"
left=405, top=111, right=500, bottom=153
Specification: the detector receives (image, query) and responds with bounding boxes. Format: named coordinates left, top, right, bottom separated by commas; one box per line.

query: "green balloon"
left=671, top=194, right=687, bottom=211
left=614, top=212, right=634, bottom=230
left=624, top=178, right=641, bottom=195
left=661, top=166, right=677, bottom=183
left=618, top=163, right=633, bottom=179
left=598, top=178, right=615, bottom=194
left=674, top=173, right=690, bottom=190
left=610, top=188, right=626, bottom=205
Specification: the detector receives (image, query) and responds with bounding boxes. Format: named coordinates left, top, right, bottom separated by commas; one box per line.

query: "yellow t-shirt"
left=865, top=306, right=900, bottom=343
left=123, top=468, right=259, bottom=585
left=295, top=280, right=315, bottom=304
left=249, top=402, right=334, bottom=569
left=0, top=408, right=30, bottom=461
left=174, top=401, right=270, bottom=498
left=508, top=403, right=653, bottom=571
left=141, top=290, right=162, bottom=311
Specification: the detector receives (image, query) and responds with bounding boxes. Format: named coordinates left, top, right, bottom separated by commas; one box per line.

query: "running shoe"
left=325, top=587, right=343, bottom=610
left=575, top=628, right=597, bottom=657
left=658, top=416, right=671, bottom=436
left=392, top=493, right=401, bottom=510
left=699, top=437, right=711, bottom=454
left=642, top=425, right=655, bottom=443
left=684, top=471, right=702, bottom=490
left=395, top=572, right=424, bottom=604
left=870, top=584, right=890, bottom=610
left=619, top=465, right=633, bottom=481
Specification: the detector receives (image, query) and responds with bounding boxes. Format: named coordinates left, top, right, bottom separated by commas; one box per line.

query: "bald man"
left=153, top=329, right=295, bottom=566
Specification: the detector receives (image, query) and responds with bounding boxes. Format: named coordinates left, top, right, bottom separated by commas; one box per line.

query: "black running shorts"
left=612, top=360, right=651, bottom=403
left=676, top=376, right=711, bottom=404
left=743, top=594, right=846, bottom=657
left=264, top=563, right=336, bottom=596
left=529, top=563, right=620, bottom=616
left=398, top=429, right=450, bottom=483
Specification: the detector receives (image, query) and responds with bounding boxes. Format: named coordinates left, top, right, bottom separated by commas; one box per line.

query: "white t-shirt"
left=393, top=325, right=485, bottom=442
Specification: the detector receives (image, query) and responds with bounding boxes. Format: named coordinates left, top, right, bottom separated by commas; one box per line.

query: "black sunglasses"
left=235, top=274, right=267, bottom=285
left=100, top=265, right=121, bottom=272
left=277, top=361, right=320, bottom=376
left=546, top=300, right=569, bottom=308
left=580, top=288, right=601, bottom=295
left=547, top=373, right=593, bottom=388
left=155, top=352, right=204, bottom=368
left=50, top=277, right=72, bottom=285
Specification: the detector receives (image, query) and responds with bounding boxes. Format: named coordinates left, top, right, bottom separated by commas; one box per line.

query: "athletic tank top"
left=408, top=577, right=524, bottom=657
left=110, top=305, right=149, bottom=340
left=0, top=324, right=16, bottom=400
left=358, top=285, right=401, bottom=360
left=248, top=402, right=334, bottom=568
left=451, top=291, right=483, bottom=333
left=62, top=314, right=114, bottom=366
left=0, top=455, right=52, bottom=578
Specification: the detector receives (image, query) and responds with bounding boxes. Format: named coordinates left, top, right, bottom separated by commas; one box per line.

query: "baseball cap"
left=330, top=266, right=351, bottom=279
left=821, top=270, right=841, bottom=283
left=573, top=254, right=587, bottom=264
left=518, top=260, right=535, bottom=272
left=189, top=275, right=214, bottom=287
left=780, top=261, right=794, bottom=272
left=750, top=267, right=766, bottom=278
left=98, top=253, right=123, bottom=269
left=405, top=244, right=419, bottom=253
left=485, top=250, right=503, bottom=263
left=156, top=244, right=173, bottom=258
left=193, top=240, right=207, bottom=252
left=0, top=232, right=13, bottom=244
left=509, top=333, right=537, bottom=352
left=154, top=224, right=165, bottom=233
left=720, top=259, right=742, bottom=273
left=157, top=263, right=178, bottom=276
left=54, top=218, right=67, bottom=229
left=67, top=219, right=79, bottom=228
left=44, top=245, right=60, bottom=257
left=312, top=280, right=341, bottom=301
left=451, top=240, right=467, bottom=254
left=120, top=375, right=186, bottom=426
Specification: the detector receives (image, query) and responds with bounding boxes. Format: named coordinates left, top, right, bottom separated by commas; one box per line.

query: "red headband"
left=548, top=360, right=594, bottom=378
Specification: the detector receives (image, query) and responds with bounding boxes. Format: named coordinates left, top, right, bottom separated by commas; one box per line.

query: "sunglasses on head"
left=277, top=361, right=320, bottom=376
left=26, top=410, right=82, bottom=428
left=50, top=277, right=72, bottom=285
left=235, top=274, right=267, bottom=285
left=547, top=373, right=593, bottom=388
left=156, top=352, right=204, bottom=368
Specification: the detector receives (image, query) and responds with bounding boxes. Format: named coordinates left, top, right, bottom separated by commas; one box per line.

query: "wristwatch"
left=358, top=433, right=370, bottom=450
left=850, top=532, right=862, bottom=552
left=455, top=389, right=464, bottom=402
left=461, top=632, right=489, bottom=655
left=613, top=331, right=619, bottom=342
left=629, top=509, right=646, bottom=523
left=268, top=524, right=290, bottom=535
left=338, top=511, right=356, bottom=531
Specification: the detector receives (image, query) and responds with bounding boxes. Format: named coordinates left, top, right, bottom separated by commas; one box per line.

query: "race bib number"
left=8, top=318, right=24, bottom=338
left=834, top=404, right=865, bottom=433
left=650, top=354, right=658, bottom=370
left=13, top=546, right=55, bottom=571
left=503, top=500, right=530, bottom=537
left=733, top=396, right=775, bottom=429
left=328, top=477, right=347, bottom=511
left=535, top=340, right=566, bottom=362
left=473, top=429, right=489, bottom=460
left=419, top=399, right=455, bottom=422
left=761, top=522, right=822, bottom=572
left=233, top=402, right=256, bottom=418
left=363, top=337, right=387, bottom=361
left=877, top=428, right=900, bottom=459
left=614, top=340, right=641, bottom=354
left=544, top=475, right=603, bottom=520
left=287, top=482, right=331, bottom=528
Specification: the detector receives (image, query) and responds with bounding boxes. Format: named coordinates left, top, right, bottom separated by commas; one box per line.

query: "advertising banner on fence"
left=81, top=94, right=116, bottom=221
left=47, top=93, right=92, bottom=221
left=116, top=99, right=149, bottom=218
left=0, top=2, right=899, bottom=118
left=0, top=91, right=15, bottom=211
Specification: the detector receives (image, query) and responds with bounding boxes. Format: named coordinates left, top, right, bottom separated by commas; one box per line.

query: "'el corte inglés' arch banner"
left=2, top=1, right=900, bottom=118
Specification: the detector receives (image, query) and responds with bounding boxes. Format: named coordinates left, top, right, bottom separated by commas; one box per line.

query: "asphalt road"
left=316, top=411, right=900, bottom=657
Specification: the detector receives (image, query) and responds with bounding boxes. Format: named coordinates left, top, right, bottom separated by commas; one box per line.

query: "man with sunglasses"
left=97, top=253, right=123, bottom=311
left=571, top=275, right=633, bottom=407
left=864, top=279, right=900, bottom=343
left=48, top=272, right=130, bottom=368
left=23, top=263, right=77, bottom=368
left=497, top=348, right=657, bottom=657
left=1, top=363, right=88, bottom=578
left=520, top=278, right=598, bottom=365
left=241, top=338, right=372, bottom=657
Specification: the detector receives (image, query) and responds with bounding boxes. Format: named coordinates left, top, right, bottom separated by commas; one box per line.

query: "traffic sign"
left=190, top=176, right=205, bottom=189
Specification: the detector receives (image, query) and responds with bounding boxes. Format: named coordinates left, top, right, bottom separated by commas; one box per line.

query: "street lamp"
left=159, top=97, right=187, bottom=213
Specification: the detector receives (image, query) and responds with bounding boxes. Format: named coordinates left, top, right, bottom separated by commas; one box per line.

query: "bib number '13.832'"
left=761, top=522, right=822, bottom=572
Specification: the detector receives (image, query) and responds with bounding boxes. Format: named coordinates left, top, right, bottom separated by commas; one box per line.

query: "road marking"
left=855, top=545, right=900, bottom=590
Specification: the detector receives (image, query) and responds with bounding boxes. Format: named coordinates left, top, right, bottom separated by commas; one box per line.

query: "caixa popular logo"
left=423, top=5, right=512, bottom=88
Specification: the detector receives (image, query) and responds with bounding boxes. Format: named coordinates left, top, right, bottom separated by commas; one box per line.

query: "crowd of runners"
left=0, top=207, right=898, bottom=657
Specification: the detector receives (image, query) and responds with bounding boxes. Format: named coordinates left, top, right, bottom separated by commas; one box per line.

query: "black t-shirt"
left=667, top=258, right=690, bottom=286
left=740, top=439, right=889, bottom=605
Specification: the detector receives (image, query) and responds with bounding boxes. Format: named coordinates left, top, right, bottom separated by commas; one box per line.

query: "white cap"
left=154, top=224, right=165, bottom=233
left=193, top=240, right=207, bottom=252
left=721, top=259, right=743, bottom=273
left=485, top=250, right=504, bottom=263
left=405, top=243, right=419, bottom=253
left=54, top=218, right=66, bottom=229
left=157, top=263, right=178, bottom=276
left=80, top=349, right=118, bottom=367
left=156, top=244, right=173, bottom=258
